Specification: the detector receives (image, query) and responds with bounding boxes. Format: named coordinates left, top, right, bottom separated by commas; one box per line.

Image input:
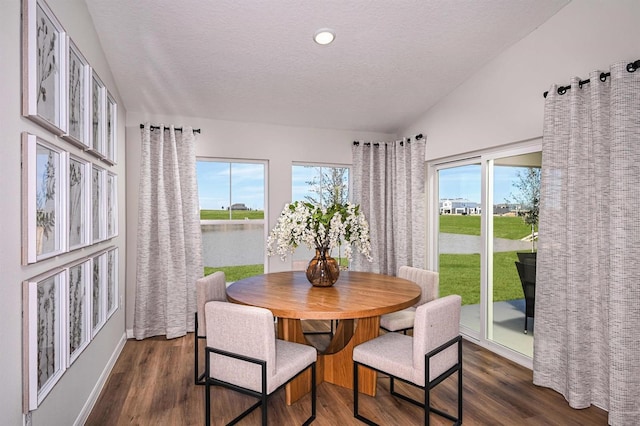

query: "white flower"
left=266, top=201, right=373, bottom=263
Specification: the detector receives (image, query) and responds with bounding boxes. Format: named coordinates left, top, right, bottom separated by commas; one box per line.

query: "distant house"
left=493, top=203, right=519, bottom=215
left=229, top=203, right=249, bottom=211
left=440, top=198, right=481, bottom=215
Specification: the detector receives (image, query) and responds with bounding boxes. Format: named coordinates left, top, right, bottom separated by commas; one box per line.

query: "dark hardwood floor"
left=86, top=323, right=607, bottom=425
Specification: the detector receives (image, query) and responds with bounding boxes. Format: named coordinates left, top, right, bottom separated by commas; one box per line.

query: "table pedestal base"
left=278, top=316, right=380, bottom=405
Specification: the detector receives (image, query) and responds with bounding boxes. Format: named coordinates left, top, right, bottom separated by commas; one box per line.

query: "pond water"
left=201, top=222, right=265, bottom=267
left=201, top=224, right=533, bottom=268
left=201, top=221, right=316, bottom=267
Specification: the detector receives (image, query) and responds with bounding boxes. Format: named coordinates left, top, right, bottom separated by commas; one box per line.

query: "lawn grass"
left=438, top=253, right=480, bottom=304
left=200, top=209, right=264, bottom=220
left=438, top=215, right=529, bottom=305
left=440, top=214, right=535, bottom=239
left=204, top=265, right=264, bottom=282
left=439, top=251, right=523, bottom=305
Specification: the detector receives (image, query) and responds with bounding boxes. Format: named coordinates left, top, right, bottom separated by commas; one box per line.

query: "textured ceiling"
left=85, top=0, right=569, bottom=133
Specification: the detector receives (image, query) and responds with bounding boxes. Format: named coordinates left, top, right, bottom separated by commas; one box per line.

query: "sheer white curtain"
left=351, top=138, right=426, bottom=275
left=134, top=124, right=203, bottom=340
left=533, top=60, right=640, bottom=425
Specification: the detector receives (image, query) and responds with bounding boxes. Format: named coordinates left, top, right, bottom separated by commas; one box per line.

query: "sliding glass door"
left=429, top=141, right=541, bottom=366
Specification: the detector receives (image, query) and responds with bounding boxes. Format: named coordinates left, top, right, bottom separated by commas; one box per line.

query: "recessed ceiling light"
left=314, top=28, right=335, bottom=45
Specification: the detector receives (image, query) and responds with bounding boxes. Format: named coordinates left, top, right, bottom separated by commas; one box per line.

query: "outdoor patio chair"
left=195, top=271, right=227, bottom=385
left=353, top=295, right=463, bottom=425
left=204, top=301, right=317, bottom=425
left=380, top=266, right=439, bottom=335
left=515, top=261, right=536, bottom=334
left=516, top=251, right=537, bottom=265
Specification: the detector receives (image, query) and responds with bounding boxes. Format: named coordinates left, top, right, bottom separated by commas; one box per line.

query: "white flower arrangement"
left=266, top=201, right=373, bottom=263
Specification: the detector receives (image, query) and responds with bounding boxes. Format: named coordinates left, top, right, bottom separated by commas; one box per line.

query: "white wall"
left=0, top=0, right=127, bottom=424
left=124, top=112, right=395, bottom=332
left=400, top=0, right=640, bottom=161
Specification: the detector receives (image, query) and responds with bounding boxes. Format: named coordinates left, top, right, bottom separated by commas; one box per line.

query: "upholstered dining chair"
left=353, top=295, right=462, bottom=426
left=204, top=301, right=317, bottom=425
left=195, top=271, right=227, bottom=385
left=379, top=266, right=439, bottom=335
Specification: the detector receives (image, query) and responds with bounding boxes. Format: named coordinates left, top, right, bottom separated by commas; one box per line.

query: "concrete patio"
left=461, top=299, right=534, bottom=357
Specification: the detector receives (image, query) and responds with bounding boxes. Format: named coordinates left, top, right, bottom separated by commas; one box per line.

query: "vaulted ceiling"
left=85, top=0, right=569, bottom=133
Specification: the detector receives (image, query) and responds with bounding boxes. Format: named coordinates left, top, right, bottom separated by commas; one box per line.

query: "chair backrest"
left=412, top=295, right=461, bottom=383
left=196, top=271, right=227, bottom=334
left=515, top=261, right=536, bottom=300
left=516, top=252, right=537, bottom=265
left=205, top=301, right=277, bottom=390
left=398, top=266, right=439, bottom=307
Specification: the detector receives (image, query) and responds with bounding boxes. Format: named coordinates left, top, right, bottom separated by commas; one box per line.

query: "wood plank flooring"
left=86, top=324, right=608, bottom=425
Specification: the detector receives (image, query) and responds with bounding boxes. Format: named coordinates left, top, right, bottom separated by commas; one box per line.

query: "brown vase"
left=306, top=248, right=340, bottom=287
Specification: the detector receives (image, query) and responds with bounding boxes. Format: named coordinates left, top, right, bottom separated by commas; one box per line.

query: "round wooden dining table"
left=226, top=270, right=421, bottom=404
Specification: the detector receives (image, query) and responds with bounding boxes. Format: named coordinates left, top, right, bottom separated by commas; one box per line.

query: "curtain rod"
left=543, top=59, right=639, bottom=98
left=139, top=124, right=201, bottom=134
left=353, top=133, right=423, bottom=146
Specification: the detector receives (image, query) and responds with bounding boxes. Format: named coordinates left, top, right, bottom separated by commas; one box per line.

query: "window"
left=197, top=160, right=266, bottom=281
left=292, top=164, right=349, bottom=208
left=291, top=164, right=350, bottom=264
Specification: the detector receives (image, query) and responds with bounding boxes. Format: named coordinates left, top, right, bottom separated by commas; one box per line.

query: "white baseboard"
left=126, top=328, right=134, bottom=339
left=73, top=333, right=127, bottom=426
